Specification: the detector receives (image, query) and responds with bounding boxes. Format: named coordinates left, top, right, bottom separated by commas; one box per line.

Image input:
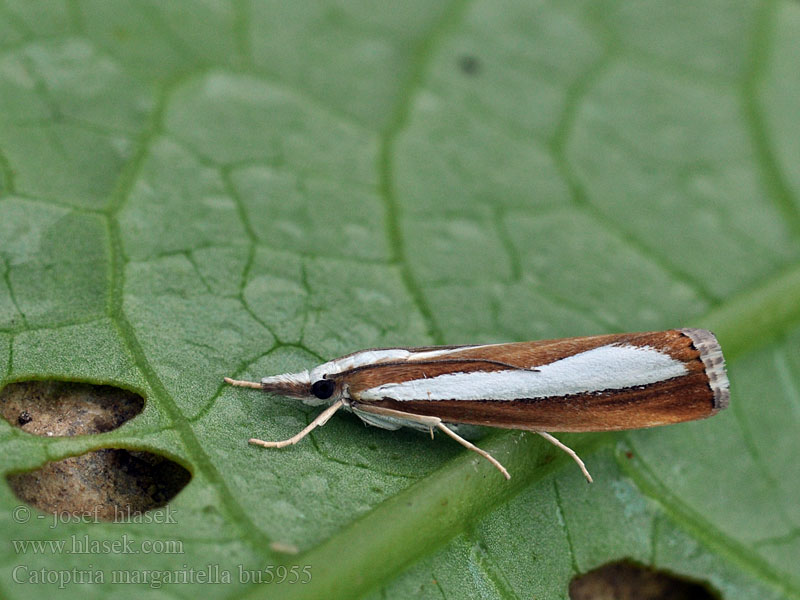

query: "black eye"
left=311, top=379, right=335, bottom=400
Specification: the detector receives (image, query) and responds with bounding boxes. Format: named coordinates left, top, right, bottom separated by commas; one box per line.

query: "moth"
left=225, top=328, right=729, bottom=480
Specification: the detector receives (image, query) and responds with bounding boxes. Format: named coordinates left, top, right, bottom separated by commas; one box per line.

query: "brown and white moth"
left=225, top=328, right=729, bottom=481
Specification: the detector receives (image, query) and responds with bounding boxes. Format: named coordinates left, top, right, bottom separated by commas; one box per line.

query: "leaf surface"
left=1, top=1, right=799, bottom=599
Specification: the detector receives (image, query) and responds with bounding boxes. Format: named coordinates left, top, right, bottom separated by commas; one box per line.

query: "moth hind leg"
left=536, top=431, right=593, bottom=483
left=436, top=421, right=510, bottom=480
left=351, top=403, right=510, bottom=480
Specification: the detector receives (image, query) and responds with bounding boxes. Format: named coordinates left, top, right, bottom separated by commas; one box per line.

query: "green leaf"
left=1, top=1, right=800, bottom=599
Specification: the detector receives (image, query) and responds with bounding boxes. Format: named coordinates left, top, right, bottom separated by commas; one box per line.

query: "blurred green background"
left=1, top=1, right=799, bottom=598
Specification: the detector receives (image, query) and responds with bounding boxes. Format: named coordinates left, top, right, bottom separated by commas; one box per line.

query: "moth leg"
left=536, top=431, right=593, bottom=483
left=352, top=403, right=510, bottom=480
left=436, top=422, right=510, bottom=480
left=250, top=400, right=345, bottom=449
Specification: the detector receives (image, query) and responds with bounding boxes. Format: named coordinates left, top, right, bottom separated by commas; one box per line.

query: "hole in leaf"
left=0, top=380, right=144, bottom=436
left=569, top=560, right=719, bottom=600
left=7, top=449, right=191, bottom=520
left=1, top=380, right=189, bottom=519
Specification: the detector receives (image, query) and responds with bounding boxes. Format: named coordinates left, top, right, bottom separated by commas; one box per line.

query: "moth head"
left=260, top=371, right=341, bottom=406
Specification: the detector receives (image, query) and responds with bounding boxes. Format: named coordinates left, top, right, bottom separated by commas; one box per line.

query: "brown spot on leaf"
left=458, top=54, right=481, bottom=75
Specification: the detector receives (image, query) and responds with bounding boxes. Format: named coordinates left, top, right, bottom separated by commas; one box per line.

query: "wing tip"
left=679, top=328, right=730, bottom=411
